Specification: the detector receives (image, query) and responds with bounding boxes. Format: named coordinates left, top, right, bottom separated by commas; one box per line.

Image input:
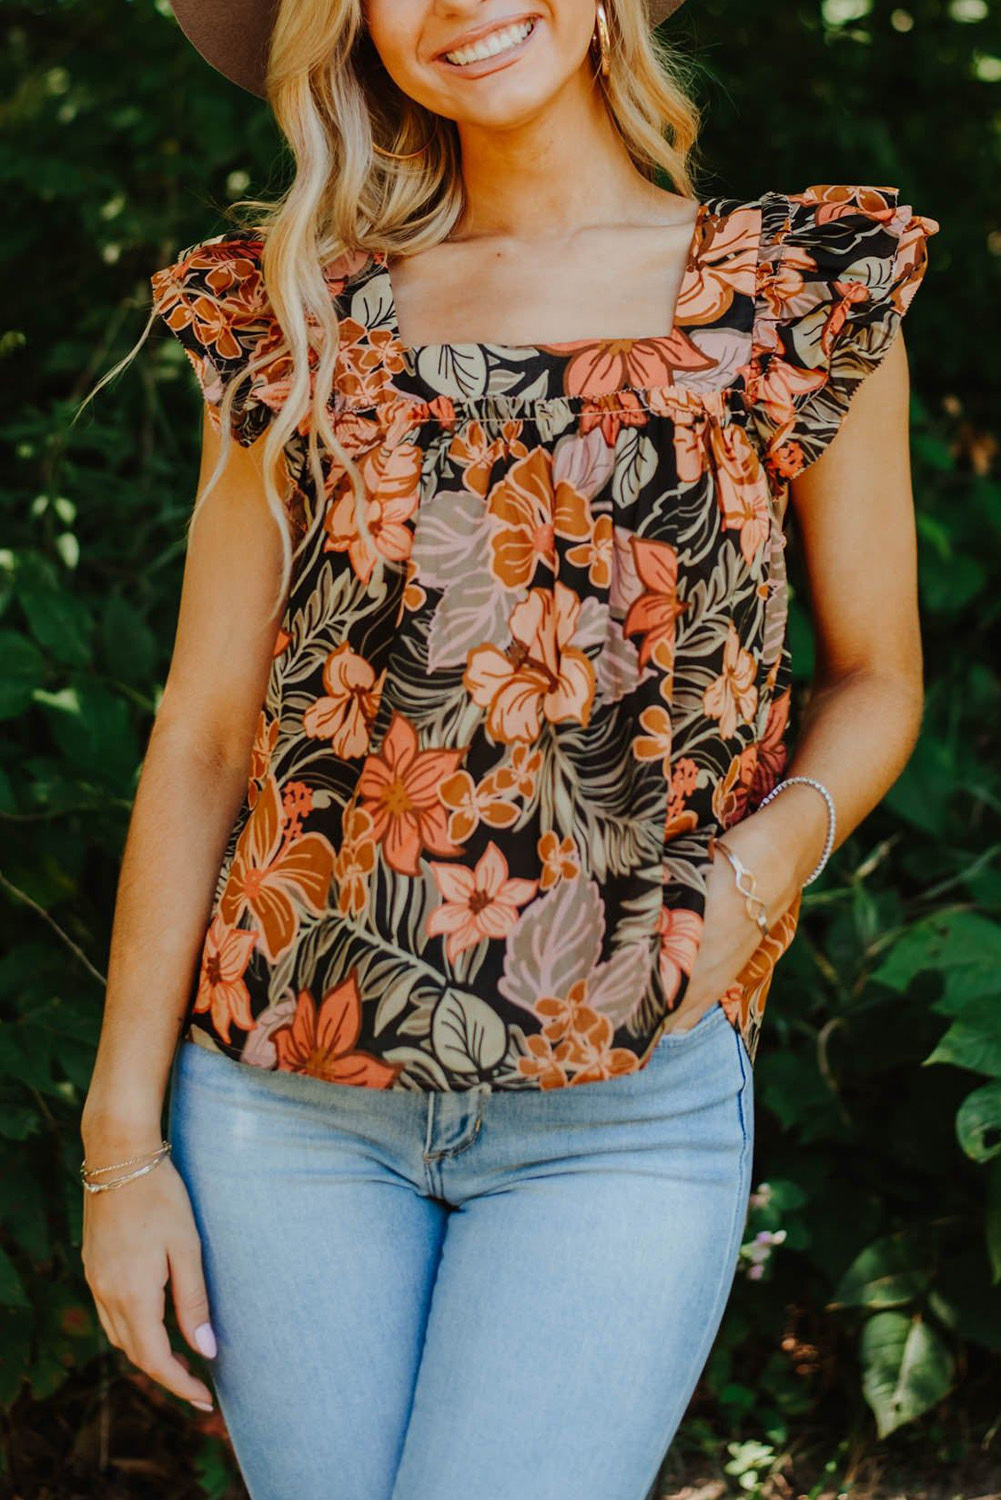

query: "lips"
left=436, top=13, right=539, bottom=64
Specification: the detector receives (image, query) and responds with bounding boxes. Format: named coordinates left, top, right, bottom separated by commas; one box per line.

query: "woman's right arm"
left=81, top=410, right=291, bottom=1411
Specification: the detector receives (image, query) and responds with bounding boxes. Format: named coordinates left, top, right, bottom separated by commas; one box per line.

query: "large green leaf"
left=870, top=911, right=1001, bottom=1007
left=13, top=552, right=92, bottom=669
left=955, top=1081, right=1001, bottom=1161
left=831, top=1234, right=932, bottom=1311
left=924, top=998, right=1001, bottom=1080
left=859, top=1311, right=955, bottom=1438
left=33, top=680, right=139, bottom=790
left=0, top=630, right=46, bottom=719
left=882, top=729, right=955, bottom=837
left=0, top=1025, right=57, bottom=1096
left=100, top=594, right=157, bottom=685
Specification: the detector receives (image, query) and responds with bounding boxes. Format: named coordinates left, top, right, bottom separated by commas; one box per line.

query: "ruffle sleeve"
left=149, top=229, right=287, bottom=448
left=747, top=184, right=940, bottom=489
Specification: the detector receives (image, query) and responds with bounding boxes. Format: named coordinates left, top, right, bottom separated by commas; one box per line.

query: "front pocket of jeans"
left=734, top=1020, right=753, bottom=1074
left=652, top=998, right=726, bottom=1052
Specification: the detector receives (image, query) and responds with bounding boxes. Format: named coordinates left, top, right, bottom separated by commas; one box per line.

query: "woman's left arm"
left=678, top=327, right=925, bottom=1021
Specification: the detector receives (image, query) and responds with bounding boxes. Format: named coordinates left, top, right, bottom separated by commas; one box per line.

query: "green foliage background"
left=1, top=0, right=999, bottom=1491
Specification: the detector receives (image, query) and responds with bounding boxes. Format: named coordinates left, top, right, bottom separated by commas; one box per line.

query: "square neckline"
left=375, top=199, right=713, bottom=363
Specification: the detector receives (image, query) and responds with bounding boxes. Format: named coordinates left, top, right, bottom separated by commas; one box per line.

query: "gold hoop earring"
left=590, top=1, right=611, bottom=80
left=372, top=117, right=441, bottom=160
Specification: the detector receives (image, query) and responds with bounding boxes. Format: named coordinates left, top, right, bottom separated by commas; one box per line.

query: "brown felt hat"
left=169, top=1, right=690, bottom=99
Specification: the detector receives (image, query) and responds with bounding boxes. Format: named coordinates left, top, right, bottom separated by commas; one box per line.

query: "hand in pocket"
left=663, top=835, right=774, bottom=1035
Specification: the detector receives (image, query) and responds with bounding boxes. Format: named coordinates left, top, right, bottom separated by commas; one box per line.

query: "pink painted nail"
left=191, top=1399, right=214, bottom=1412
left=194, top=1322, right=217, bottom=1358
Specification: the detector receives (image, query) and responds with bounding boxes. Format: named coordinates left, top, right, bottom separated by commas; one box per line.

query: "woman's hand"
left=663, top=815, right=802, bottom=1034
left=81, top=1142, right=217, bottom=1413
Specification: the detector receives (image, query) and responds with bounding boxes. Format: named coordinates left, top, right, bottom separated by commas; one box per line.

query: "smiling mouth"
left=441, top=17, right=537, bottom=68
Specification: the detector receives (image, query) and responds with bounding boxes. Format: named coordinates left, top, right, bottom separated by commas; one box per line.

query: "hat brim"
left=170, top=0, right=690, bottom=100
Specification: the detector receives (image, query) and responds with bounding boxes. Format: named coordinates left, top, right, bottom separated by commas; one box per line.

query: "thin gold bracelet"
left=81, top=1149, right=172, bottom=1194
left=714, top=838, right=770, bottom=934
left=80, top=1138, right=171, bottom=1178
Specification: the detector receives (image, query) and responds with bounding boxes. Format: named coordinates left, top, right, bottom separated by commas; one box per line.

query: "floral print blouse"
left=149, top=182, right=938, bottom=1092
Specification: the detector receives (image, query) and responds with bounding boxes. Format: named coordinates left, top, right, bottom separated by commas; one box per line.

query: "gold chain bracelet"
left=80, top=1139, right=172, bottom=1193
left=81, top=1138, right=172, bottom=1177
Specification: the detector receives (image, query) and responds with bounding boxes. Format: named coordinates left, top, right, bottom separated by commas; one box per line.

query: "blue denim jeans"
left=167, top=997, right=753, bottom=1500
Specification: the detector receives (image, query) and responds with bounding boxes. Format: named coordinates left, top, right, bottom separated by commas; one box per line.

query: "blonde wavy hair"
left=80, top=0, right=703, bottom=617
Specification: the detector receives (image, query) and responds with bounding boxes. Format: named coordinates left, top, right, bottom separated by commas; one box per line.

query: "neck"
left=448, top=74, right=669, bottom=246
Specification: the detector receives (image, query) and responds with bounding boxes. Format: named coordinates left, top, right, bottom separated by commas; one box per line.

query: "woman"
left=80, top=2, right=938, bottom=1496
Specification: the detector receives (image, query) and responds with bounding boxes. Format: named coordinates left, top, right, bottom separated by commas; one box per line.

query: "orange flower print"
left=323, top=440, right=420, bottom=583
left=657, top=904, right=703, bottom=1008
left=538, top=829, right=580, bottom=890
left=464, top=581, right=596, bottom=744
left=712, top=423, right=773, bottom=567
left=664, top=754, right=700, bottom=843
left=425, top=394, right=458, bottom=431
left=517, top=1000, right=640, bottom=1087
left=671, top=404, right=714, bottom=486
left=721, top=886, right=802, bottom=1039
left=302, top=644, right=387, bottom=759
left=486, top=447, right=591, bottom=590
left=684, top=202, right=762, bottom=325
left=321, top=406, right=382, bottom=467
left=356, top=710, right=468, bottom=876
left=534, top=975, right=590, bottom=1043
left=712, top=687, right=790, bottom=828
left=151, top=245, right=261, bottom=369
left=713, top=750, right=756, bottom=830
left=488, top=743, right=543, bottom=799
left=192, top=913, right=258, bottom=1045
left=219, top=773, right=337, bottom=963
left=247, top=709, right=279, bottom=808
left=396, top=556, right=426, bottom=625
left=749, top=686, right=791, bottom=805
left=703, top=621, right=758, bottom=740
left=440, top=745, right=541, bottom=842
left=632, top=703, right=673, bottom=776
left=565, top=511, right=614, bottom=589
left=558, top=334, right=716, bottom=399
left=770, top=438, right=808, bottom=485
left=449, top=418, right=527, bottom=496
left=332, top=316, right=402, bottom=408
left=800, top=182, right=899, bottom=225
left=273, top=971, right=402, bottom=1087
left=556, top=1004, right=645, bottom=1084
left=333, top=804, right=377, bottom=917
left=749, top=353, right=829, bottom=478
left=577, top=390, right=651, bottom=447
left=438, top=768, right=520, bottom=844
left=622, top=535, right=689, bottom=682
left=516, top=1031, right=575, bottom=1089
left=426, top=841, right=538, bottom=962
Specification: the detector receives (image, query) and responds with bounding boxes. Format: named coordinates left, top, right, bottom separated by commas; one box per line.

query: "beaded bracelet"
left=756, top=775, right=836, bottom=885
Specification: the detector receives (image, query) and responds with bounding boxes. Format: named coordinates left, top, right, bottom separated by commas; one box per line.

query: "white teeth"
left=444, top=18, right=535, bottom=67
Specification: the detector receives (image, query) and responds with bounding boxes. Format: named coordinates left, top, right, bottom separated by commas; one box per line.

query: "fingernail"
left=194, top=1322, right=217, bottom=1358
left=191, top=1399, right=214, bottom=1413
